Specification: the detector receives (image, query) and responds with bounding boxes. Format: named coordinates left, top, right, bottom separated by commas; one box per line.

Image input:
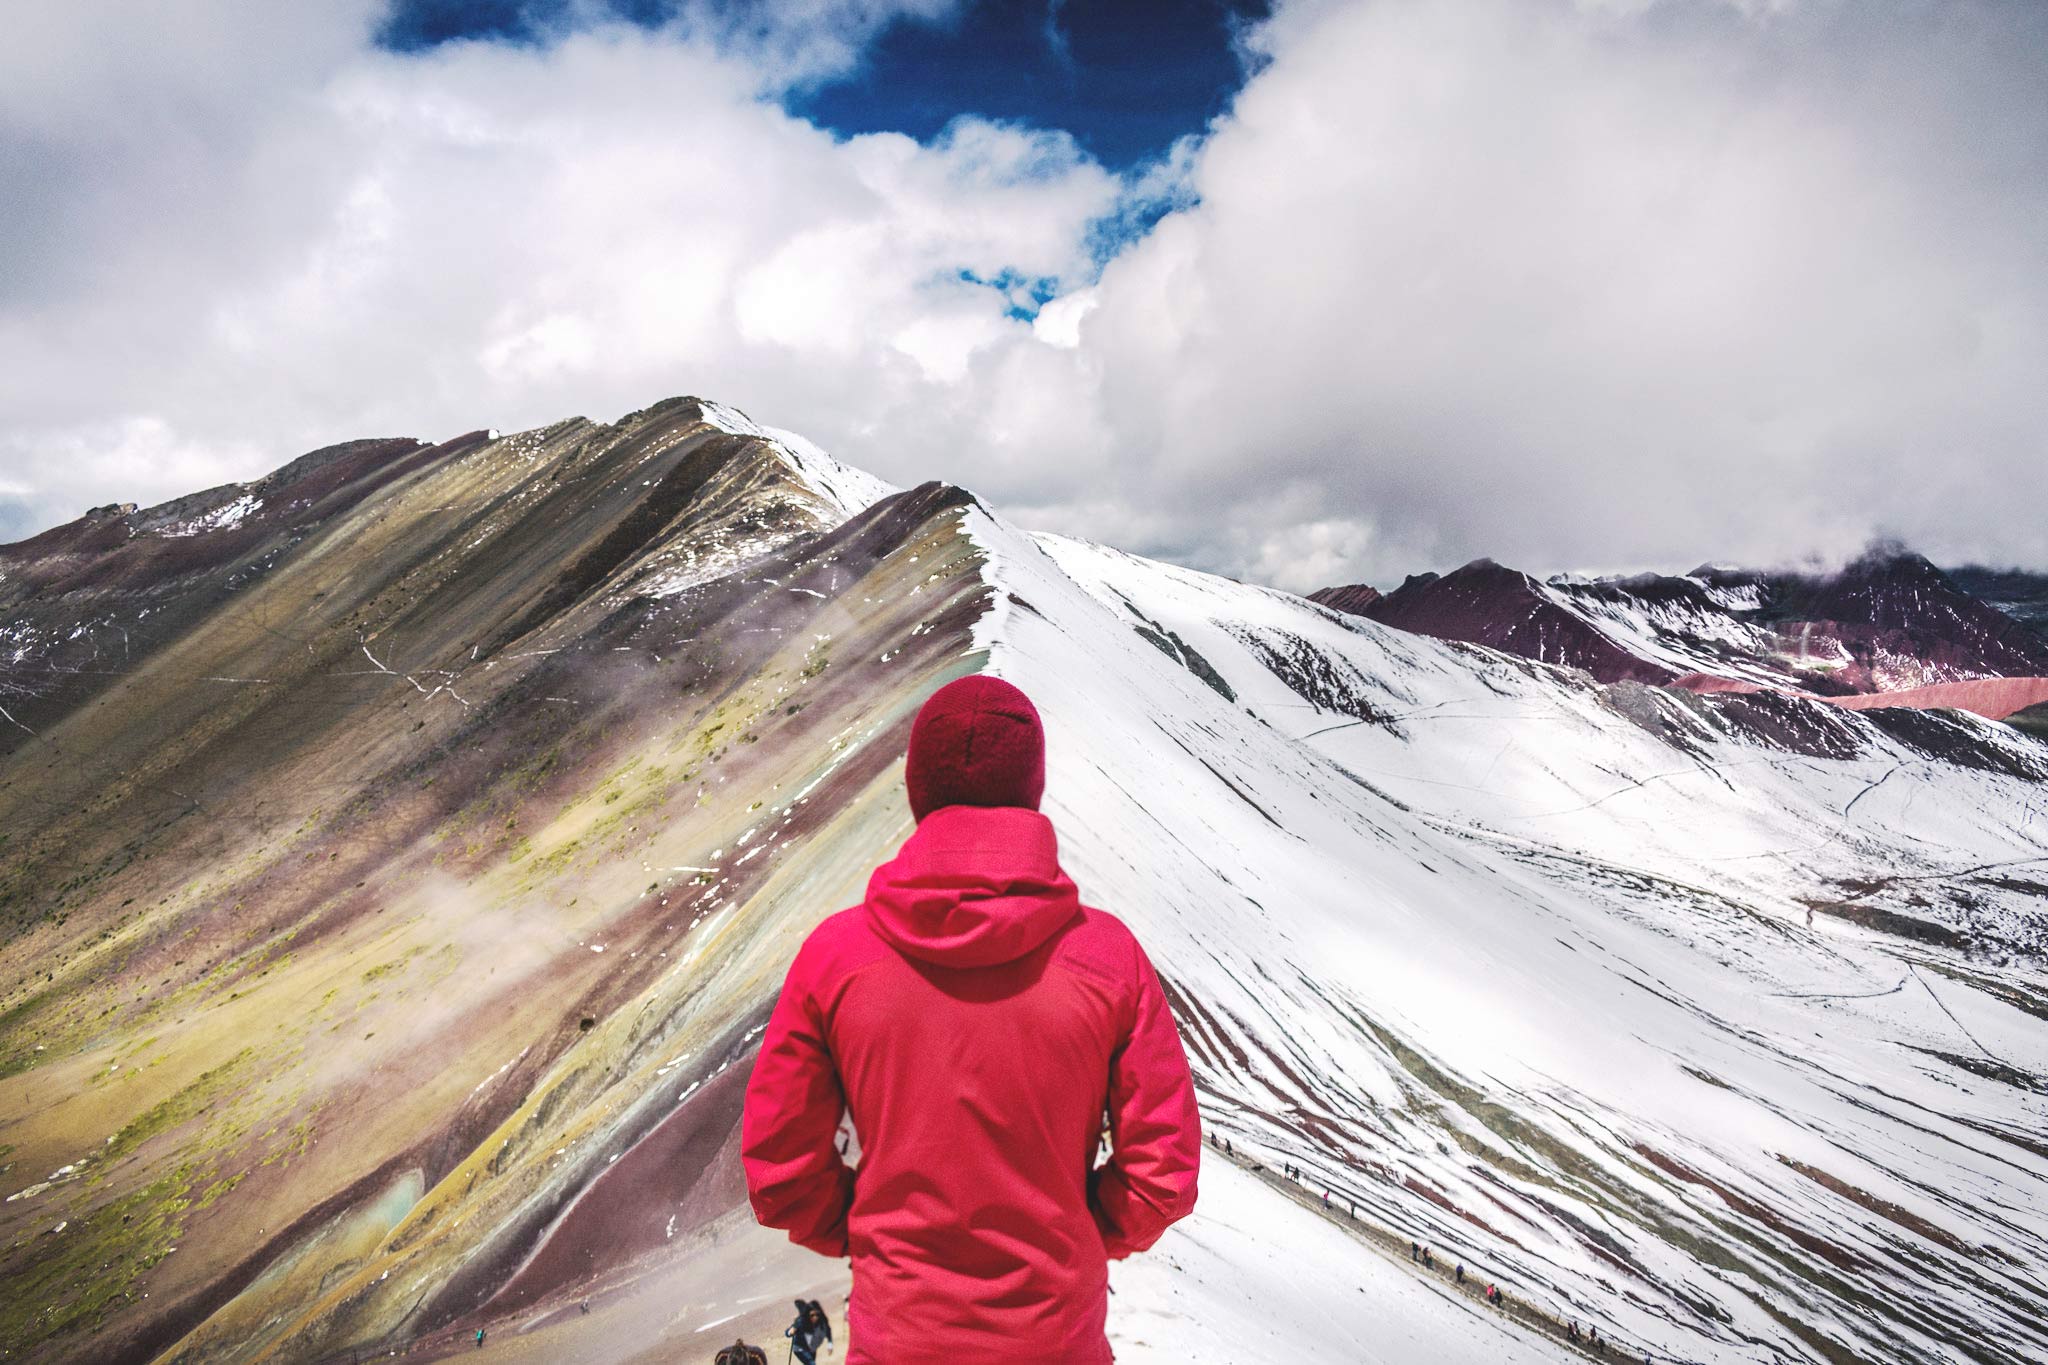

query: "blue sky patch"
left=376, top=0, right=1268, bottom=172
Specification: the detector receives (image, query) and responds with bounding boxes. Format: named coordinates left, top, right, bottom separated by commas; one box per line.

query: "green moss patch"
left=0, top=1162, right=197, bottom=1355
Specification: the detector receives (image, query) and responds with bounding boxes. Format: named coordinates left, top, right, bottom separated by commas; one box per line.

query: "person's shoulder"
left=789, top=905, right=891, bottom=983
left=1073, top=904, right=1140, bottom=947
left=1053, top=904, right=1151, bottom=984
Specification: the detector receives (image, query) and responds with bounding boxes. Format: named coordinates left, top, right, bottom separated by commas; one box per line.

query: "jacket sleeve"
left=742, top=939, right=856, bottom=1257
left=1088, top=938, right=1201, bottom=1258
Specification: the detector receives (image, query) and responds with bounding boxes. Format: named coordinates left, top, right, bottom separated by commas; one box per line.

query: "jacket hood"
left=864, top=805, right=1081, bottom=968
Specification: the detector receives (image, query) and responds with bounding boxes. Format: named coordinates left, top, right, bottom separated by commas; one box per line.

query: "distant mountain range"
left=4, top=401, right=2046, bottom=1364
left=1312, top=547, right=2048, bottom=729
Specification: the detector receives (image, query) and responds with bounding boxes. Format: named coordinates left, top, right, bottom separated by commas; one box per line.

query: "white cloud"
left=992, top=0, right=2048, bottom=587
left=3, top=1, right=2046, bottom=592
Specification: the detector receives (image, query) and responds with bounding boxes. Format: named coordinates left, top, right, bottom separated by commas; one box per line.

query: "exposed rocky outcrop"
left=1306, top=583, right=1382, bottom=616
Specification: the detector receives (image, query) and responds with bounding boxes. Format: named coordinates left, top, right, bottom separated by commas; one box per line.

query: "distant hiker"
left=1322, top=1189, right=1331, bottom=1209
left=744, top=676, right=1202, bottom=1364
left=805, top=1301, right=834, bottom=1353
left=1569, top=1321, right=1581, bottom=1342
left=579, top=1300, right=590, bottom=1315
left=1223, top=1137, right=1231, bottom=1156
left=1455, top=1262, right=1465, bottom=1285
left=474, top=1327, right=485, bottom=1348
left=786, top=1299, right=833, bottom=1363
left=788, top=1300, right=819, bottom=1365
left=1410, top=1240, right=1420, bottom=1262
left=715, top=1341, right=768, bottom=1365
left=1422, top=1246, right=1433, bottom=1269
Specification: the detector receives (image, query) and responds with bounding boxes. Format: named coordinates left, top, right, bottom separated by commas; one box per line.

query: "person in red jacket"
left=742, top=674, right=1202, bottom=1364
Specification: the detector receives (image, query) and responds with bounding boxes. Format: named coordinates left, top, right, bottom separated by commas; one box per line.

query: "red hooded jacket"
left=741, top=803, right=1202, bottom=1364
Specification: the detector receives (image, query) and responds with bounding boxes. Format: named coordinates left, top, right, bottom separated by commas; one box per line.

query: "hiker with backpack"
left=744, top=676, right=1202, bottom=1365
left=714, top=1341, right=768, bottom=1365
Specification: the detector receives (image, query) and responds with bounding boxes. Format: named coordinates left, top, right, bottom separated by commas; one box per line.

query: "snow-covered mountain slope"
left=1108, top=1158, right=1565, bottom=1364
left=695, top=398, right=900, bottom=521
left=3, top=400, right=2043, bottom=1364
left=973, top=516, right=2048, bottom=1364
left=1335, top=549, right=2048, bottom=700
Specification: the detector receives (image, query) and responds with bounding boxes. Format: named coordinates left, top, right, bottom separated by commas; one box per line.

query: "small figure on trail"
left=1422, top=1246, right=1434, bottom=1269
left=474, top=1327, right=486, bottom=1348
left=579, top=1300, right=590, bottom=1315
left=1590, top=1325, right=1602, bottom=1351
left=1410, top=1239, right=1419, bottom=1261
left=1455, top=1262, right=1465, bottom=1285
left=806, top=1300, right=834, bottom=1353
left=1322, top=1189, right=1331, bottom=1210
left=1223, top=1138, right=1231, bottom=1156
left=1569, top=1321, right=1581, bottom=1343
left=787, top=1300, right=820, bottom=1365
left=784, top=1299, right=833, bottom=1362
left=744, top=677, right=1202, bottom=1364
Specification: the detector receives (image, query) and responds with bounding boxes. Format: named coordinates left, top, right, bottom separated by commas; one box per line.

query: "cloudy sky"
left=3, top=0, right=2045, bottom=589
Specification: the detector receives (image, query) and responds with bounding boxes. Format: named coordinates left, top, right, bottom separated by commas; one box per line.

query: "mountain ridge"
left=1312, top=545, right=2048, bottom=719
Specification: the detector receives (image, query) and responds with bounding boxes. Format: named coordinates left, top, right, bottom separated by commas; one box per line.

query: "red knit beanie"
left=905, top=675, right=1046, bottom=822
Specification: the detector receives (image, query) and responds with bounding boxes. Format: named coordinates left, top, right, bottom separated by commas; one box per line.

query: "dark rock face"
left=1307, top=583, right=1382, bottom=616
left=1949, top=565, right=2048, bottom=635
left=1358, top=558, right=1678, bottom=684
